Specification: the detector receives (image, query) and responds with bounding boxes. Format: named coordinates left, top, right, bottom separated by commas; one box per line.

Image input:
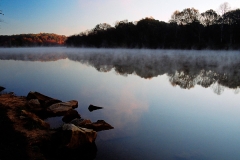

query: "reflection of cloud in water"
left=96, top=81, right=149, bottom=141
left=1, top=47, right=240, bottom=94
left=108, top=83, right=148, bottom=127
left=99, top=101, right=148, bottom=140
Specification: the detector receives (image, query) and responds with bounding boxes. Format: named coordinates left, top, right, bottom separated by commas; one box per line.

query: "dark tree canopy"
left=170, top=8, right=200, bottom=25
left=201, top=9, right=219, bottom=26
left=64, top=6, right=240, bottom=50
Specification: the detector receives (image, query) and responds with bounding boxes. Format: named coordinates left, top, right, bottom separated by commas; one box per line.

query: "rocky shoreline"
left=0, top=87, right=113, bottom=160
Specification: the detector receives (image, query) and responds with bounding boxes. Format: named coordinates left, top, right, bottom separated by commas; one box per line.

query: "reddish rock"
left=71, top=119, right=114, bottom=132
left=62, top=124, right=97, bottom=149
left=28, top=99, right=42, bottom=112
left=68, top=100, right=78, bottom=109
left=71, top=119, right=92, bottom=127
left=44, top=99, right=63, bottom=108
left=26, top=91, right=61, bottom=107
left=62, top=110, right=81, bottom=123
left=47, top=100, right=79, bottom=116
left=21, top=110, right=50, bottom=129
left=85, top=120, right=114, bottom=132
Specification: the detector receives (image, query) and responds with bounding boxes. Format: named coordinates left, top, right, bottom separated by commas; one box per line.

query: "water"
left=0, top=47, right=240, bottom=160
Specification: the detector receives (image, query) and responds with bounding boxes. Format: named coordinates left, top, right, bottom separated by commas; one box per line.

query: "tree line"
left=66, top=3, right=240, bottom=50
left=0, top=33, right=66, bottom=47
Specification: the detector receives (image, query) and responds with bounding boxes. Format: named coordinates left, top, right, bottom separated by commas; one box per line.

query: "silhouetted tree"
left=66, top=4, right=240, bottom=50
left=170, top=8, right=200, bottom=25
left=222, top=9, right=240, bottom=48
left=218, top=2, right=231, bottom=43
left=218, top=2, right=231, bottom=16
left=200, top=9, right=219, bottom=26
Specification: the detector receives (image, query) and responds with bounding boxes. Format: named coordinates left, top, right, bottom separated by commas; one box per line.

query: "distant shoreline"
left=0, top=46, right=240, bottom=51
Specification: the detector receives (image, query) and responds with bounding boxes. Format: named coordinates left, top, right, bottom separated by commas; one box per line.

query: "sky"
left=0, top=0, right=240, bottom=36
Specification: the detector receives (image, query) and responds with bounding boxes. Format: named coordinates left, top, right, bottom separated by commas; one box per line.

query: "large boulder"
left=21, top=110, right=50, bottom=129
left=26, top=91, right=61, bottom=107
left=47, top=100, right=78, bottom=116
left=62, top=110, right=81, bottom=123
left=27, top=99, right=42, bottom=112
left=62, top=124, right=97, bottom=149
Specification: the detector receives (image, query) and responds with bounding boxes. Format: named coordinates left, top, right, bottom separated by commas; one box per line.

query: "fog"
left=1, top=47, right=240, bottom=94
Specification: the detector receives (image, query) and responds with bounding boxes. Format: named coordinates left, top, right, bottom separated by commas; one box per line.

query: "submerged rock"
left=47, top=100, right=78, bottom=116
left=21, top=110, right=50, bottom=129
left=0, top=86, right=5, bottom=92
left=70, top=119, right=113, bottom=132
left=71, top=118, right=92, bottom=127
left=84, top=120, right=114, bottom=132
left=62, top=124, right=97, bottom=149
left=62, top=110, right=81, bottom=123
left=88, top=104, right=103, bottom=112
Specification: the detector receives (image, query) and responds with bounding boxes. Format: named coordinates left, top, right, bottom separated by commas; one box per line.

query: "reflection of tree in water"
left=1, top=49, right=240, bottom=94
left=0, top=53, right=67, bottom=61
left=73, top=51, right=240, bottom=95
left=168, top=69, right=228, bottom=94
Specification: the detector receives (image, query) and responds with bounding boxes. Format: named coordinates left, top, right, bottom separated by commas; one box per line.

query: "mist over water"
left=1, top=47, right=240, bottom=94
left=1, top=47, right=240, bottom=159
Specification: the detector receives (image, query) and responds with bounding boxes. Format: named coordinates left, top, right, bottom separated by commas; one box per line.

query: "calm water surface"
left=0, top=48, right=240, bottom=160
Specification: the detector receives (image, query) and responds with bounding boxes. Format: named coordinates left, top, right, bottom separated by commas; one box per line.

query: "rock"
left=71, top=118, right=92, bottom=127
left=84, top=120, right=114, bottom=132
left=19, top=116, right=26, bottom=119
left=47, top=100, right=78, bottom=116
left=28, top=99, right=42, bottom=112
left=88, top=104, right=103, bottom=112
left=44, top=99, right=63, bottom=108
left=71, top=119, right=114, bottom=132
left=62, top=124, right=97, bottom=149
left=62, top=110, right=81, bottom=123
left=21, top=110, right=50, bottom=129
left=26, top=91, right=61, bottom=107
left=0, top=86, right=5, bottom=92
left=67, top=100, right=78, bottom=109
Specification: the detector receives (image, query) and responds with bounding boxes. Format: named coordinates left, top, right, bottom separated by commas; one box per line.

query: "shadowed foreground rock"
left=27, top=91, right=62, bottom=107
left=0, top=89, right=113, bottom=159
left=62, top=109, right=81, bottom=123
left=71, top=118, right=92, bottom=126
left=27, top=99, right=42, bottom=113
left=0, top=105, right=28, bottom=159
left=62, top=124, right=97, bottom=149
left=21, top=110, right=50, bottom=129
